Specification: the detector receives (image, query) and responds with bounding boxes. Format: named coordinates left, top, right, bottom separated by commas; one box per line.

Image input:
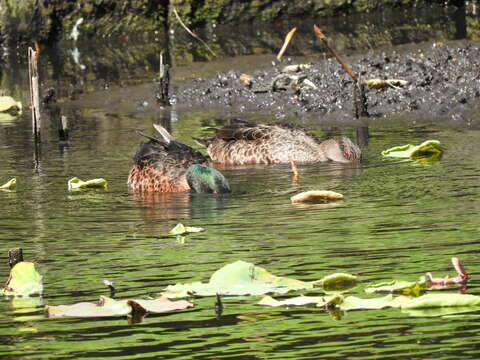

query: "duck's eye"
left=343, top=151, right=350, bottom=158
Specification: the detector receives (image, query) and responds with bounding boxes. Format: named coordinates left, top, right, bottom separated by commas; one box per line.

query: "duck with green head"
left=194, top=119, right=362, bottom=165
left=128, top=124, right=230, bottom=194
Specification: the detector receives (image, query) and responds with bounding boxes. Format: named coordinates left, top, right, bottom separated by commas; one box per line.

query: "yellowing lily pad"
left=365, top=278, right=426, bottom=296
left=0, top=96, right=22, bottom=116
left=45, top=295, right=193, bottom=318
left=365, top=79, right=408, bottom=89
left=168, top=223, right=204, bottom=235
left=1, top=262, right=43, bottom=297
left=162, top=260, right=321, bottom=298
left=68, top=177, right=108, bottom=191
left=291, top=190, right=344, bottom=204
left=381, top=140, right=443, bottom=160
left=0, top=177, right=16, bottom=190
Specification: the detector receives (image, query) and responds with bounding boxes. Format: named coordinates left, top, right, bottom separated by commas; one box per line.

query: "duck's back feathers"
left=195, top=120, right=360, bottom=165
left=128, top=126, right=208, bottom=192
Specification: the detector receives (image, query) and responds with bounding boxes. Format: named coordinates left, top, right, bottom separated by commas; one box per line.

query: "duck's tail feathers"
left=192, top=137, right=210, bottom=148
left=135, top=130, right=163, bottom=143
left=153, top=124, right=173, bottom=144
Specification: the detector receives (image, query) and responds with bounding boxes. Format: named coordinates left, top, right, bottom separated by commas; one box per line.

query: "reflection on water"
left=1, top=5, right=480, bottom=360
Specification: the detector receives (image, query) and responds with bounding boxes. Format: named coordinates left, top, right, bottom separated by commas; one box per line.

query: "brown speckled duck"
left=128, top=124, right=230, bottom=193
left=194, top=119, right=361, bottom=165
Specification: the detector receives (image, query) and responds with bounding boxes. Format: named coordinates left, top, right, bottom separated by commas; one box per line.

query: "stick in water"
left=172, top=6, right=217, bottom=57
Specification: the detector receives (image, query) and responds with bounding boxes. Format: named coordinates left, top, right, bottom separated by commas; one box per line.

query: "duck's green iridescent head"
left=186, top=164, right=231, bottom=194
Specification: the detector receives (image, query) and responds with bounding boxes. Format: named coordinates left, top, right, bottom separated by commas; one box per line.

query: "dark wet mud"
left=173, top=40, right=480, bottom=128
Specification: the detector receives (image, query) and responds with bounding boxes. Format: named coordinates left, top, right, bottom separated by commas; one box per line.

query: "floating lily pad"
left=1, top=262, right=43, bottom=297
left=258, top=294, right=342, bottom=307
left=162, top=260, right=322, bottom=298
left=381, top=140, right=443, bottom=160
left=0, top=178, right=16, bottom=190
left=291, top=190, right=344, bottom=204
left=320, top=273, right=357, bottom=292
left=168, top=223, right=204, bottom=236
left=45, top=295, right=193, bottom=318
left=68, top=177, right=108, bottom=191
left=401, top=293, right=480, bottom=309
left=365, top=278, right=426, bottom=296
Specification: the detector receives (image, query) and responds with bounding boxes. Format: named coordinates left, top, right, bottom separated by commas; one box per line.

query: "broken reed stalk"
left=313, top=25, right=368, bottom=118
left=28, top=47, right=41, bottom=142
left=59, top=115, right=69, bottom=142
left=172, top=6, right=217, bottom=57
left=8, top=248, right=23, bottom=268
left=277, top=27, right=297, bottom=61
left=157, top=50, right=170, bottom=106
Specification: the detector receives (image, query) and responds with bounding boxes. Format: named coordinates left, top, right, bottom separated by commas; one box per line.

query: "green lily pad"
left=381, top=140, right=443, bottom=160
left=365, top=277, right=426, bottom=296
left=45, top=295, right=193, bottom=318
left=401, top=293, right=480, bottom=309
left=168, top=223, right=204, bottom=236
left=1, top=262, right=43, bottom=297
left=68, top=177, right=108, bottom=191
left=162, top=260, right=321, bottom=298
left=258, top=294, right=342, bottom=307
left=320, top=273, right=357, bottom=292
left=0, top=177, right=16, bottom=190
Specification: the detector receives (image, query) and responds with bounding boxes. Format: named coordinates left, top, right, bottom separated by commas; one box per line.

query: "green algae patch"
left=68, top=177, right=108, bottom=191
left=162, top=260, right=321, bottom=298
left=1, top=262, right=43, bottom=297
left=381, top=140, right=443, bottom=161
left=0, top=178, right=16, bottom=190
left=45, top=295, right=193, bottom=318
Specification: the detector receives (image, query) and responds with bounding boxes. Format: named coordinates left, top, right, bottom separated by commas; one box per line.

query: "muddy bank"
left=172, top=40, right=480, bottom=127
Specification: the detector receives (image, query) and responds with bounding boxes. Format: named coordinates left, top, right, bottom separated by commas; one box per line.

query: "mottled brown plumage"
left=195, top=120, right=361, bottom=165
left=128, top=126, right=208, bottom=192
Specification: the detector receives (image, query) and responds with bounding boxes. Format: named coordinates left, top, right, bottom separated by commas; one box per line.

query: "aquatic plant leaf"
left=365, top=79, right=408, bottom=89
left=401, top=293, right=480, bottom=309
left=67, top=177, right=108, bottom=190
left=162, top=260, right=319, bottom=298
left=168, top=223, right=204, bottom=236
left=365, top=277, right=426, bottom=296
left=1, top=262, right=43, bottom=297
left=45, top=295, right=193, bottom=318
left=320, top=273, right=357, bottom=292
left=258, top=294, right=342, bottom=307
left=340, top=294, right=410, bottom=311
left=381, top=140, right=443, bottom=160
left=0, top=96, right=22, bottom=116
left=403, top=306, right=480, bottom=318
left=0, top=177, right=16, bottom=190
left=291, top=190, right=344, bottom=204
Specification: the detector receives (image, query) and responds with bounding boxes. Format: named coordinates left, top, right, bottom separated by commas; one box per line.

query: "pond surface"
left=2, top=5, right=480, bottom=360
